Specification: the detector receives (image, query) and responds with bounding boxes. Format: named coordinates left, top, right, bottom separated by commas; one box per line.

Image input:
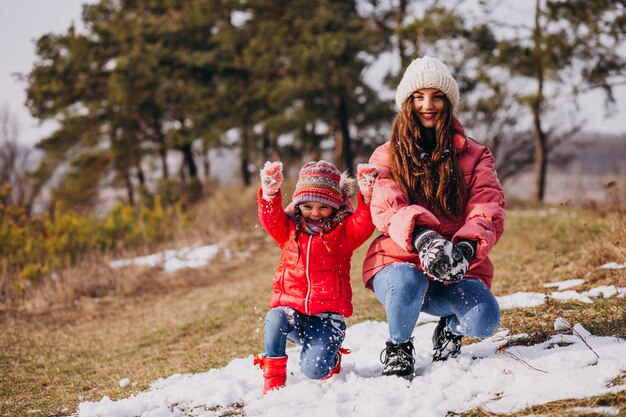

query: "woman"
left=362, top=55, right=506, bottom=379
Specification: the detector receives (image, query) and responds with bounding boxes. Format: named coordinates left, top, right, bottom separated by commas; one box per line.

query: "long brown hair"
left=389, top=96, right=466, bottom=219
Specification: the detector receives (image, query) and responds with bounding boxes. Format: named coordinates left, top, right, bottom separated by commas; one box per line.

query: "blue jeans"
left=264, top=307, right=346, bottom=380
left=372, top=262, right=500, bottom=344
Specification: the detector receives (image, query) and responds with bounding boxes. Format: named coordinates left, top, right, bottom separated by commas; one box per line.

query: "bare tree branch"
left=0, top=105, right=35, bottom=211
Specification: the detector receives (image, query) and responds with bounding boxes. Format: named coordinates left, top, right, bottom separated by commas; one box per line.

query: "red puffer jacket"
left=258, top=189, right=375, bottom=317
left=363, top=122, right=506, bottom=290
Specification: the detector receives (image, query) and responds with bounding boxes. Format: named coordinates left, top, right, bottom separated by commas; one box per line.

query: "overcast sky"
left=0, top=0, right=91, bottom=146
left=1, top=1, right=625, bottom=148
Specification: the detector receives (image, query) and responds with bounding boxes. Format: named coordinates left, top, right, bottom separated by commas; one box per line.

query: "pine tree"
left=485, top=0, right=625, bottom=200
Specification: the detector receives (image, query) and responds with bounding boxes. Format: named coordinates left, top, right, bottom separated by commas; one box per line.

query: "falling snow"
left=77, top=275, right=626, bottom=417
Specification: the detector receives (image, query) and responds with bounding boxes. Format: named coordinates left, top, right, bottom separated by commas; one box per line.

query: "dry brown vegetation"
left=1, top=185, right=625, bottom=417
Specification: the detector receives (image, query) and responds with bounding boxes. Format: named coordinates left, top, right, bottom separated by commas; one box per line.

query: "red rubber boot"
left=321, top=346, right=351, bottom=380
left=254, top=354, right=288, bottom=394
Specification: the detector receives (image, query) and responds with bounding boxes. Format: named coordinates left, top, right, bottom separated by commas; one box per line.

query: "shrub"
left=0, top=195, right=186, bottom=301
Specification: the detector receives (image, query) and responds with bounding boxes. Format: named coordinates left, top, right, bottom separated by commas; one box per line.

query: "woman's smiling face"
left=411, top=88, right=445, bottom=128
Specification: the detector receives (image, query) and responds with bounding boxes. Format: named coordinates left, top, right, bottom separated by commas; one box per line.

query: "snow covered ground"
left=77, top=267, right=626, bottom=417
left=108, top=244, right=221, bottom=272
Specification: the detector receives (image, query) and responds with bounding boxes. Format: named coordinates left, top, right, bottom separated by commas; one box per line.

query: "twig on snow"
left=498, top=347, right=548, bottom=373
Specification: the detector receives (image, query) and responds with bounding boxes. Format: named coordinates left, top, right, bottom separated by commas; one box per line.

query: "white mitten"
left=260, top=161, right=283, bottom=201
left=356, top=163, right=378, bottom=204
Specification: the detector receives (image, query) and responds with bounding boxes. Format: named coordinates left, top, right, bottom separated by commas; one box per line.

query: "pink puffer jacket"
left=362, top=124, right=506, bottom=289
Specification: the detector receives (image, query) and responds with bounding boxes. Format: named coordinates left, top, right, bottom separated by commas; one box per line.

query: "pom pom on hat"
left=292, top=161, right=344, bottom=210
left=395, top=55, right=460, bottom=111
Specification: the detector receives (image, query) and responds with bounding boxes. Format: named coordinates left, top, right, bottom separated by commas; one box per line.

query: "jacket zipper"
left=304, top=234, right=313, bottom=315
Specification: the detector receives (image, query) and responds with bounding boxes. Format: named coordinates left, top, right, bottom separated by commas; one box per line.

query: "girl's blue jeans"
left=372, top=262, right=500, bottom=344
left=264, top=307, right=346, bottom=380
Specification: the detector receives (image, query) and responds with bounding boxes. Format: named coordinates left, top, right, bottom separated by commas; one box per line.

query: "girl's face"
left=411, top=88, right=445, bottom=128
left=298, top=202, right=333, bottom=222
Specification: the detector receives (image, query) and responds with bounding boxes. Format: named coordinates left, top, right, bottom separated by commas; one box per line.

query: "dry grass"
left=1, top=185, right=262, bottom=314
left=453, top=390, right=626, bottom=416
left=0, top=232, right=278, bottom=416
left=1, top=188, right=625, bottom=416
left=489, top=205, right=626, bottom=295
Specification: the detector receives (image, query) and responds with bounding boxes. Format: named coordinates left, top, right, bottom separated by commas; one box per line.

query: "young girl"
left=363, top=55, right=506, bottom=378
left=254, top=160, right=377, bottom=393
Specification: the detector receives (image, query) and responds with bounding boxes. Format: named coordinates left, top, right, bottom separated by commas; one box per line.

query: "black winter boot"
left=380, top=340, right=415, bottom=379
left=432, top=317, right=462, bottom=362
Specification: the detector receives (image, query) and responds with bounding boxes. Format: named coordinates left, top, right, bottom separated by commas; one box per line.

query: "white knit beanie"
left=395, top=55, right=460, bottom=111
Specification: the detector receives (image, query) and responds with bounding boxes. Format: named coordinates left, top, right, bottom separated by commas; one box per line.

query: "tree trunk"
left=262, top=132, right=271, bottom=161
left=532, top=0, right=547, bottom=202
left=310, top=146, right=321, bottom=162
left=136, top=165, right=145, bottom=187
left=201, top=141, right=211, bottom=180
left=134, top=150, right=145, bottom=187
left=532, top=110, right=547, bottom=201
left=397, top=0, right=409, bottom=64
left=240, top=154, right=251, bottom=186
left=180, top=141, right=198, bottom=180
left=334, top=95, right=354, bottom=174
left=157, top=130, right=169, bottom=179
left=240, top=129, right=252, bottom=186
left=179, top=162, right=187, bottom=182
left=262, top=131, right=281, bottom=162
left=124, top=169, right=135, bottom=205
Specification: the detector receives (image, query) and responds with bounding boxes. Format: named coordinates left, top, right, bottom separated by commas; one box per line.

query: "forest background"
left=1, top=1, right=626, bottom=415
left=0, top=0, right=624, bottom=308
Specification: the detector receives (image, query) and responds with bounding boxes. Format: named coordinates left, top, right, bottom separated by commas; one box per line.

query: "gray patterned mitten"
left=413, top=227, right=454, bottom=281
left=448, top=241, right=475, bottom=283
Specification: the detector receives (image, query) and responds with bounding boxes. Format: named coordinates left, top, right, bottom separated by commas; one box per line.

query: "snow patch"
left=599, top=261, right=626, bottom=270
left=544, top=279, right=585, bottom=291
left=109, top=244, right=221, bottom=272
left=78, top=284, right=626, bottom=417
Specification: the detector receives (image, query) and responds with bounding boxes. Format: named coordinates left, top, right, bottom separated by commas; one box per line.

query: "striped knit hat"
left=292, top=161, right=343, bottom=210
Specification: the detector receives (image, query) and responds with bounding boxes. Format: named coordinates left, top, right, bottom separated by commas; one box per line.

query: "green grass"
left=1, top=204, right=625, bottom=416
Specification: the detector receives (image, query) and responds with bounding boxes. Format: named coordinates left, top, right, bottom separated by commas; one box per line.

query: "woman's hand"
left=356, top=163, right=378, bottom=204
left=413, top=228, right=454, bottom=281
left=448, top=241, right=475, bottom=282
left=260, top=161, right=283, bottom=201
